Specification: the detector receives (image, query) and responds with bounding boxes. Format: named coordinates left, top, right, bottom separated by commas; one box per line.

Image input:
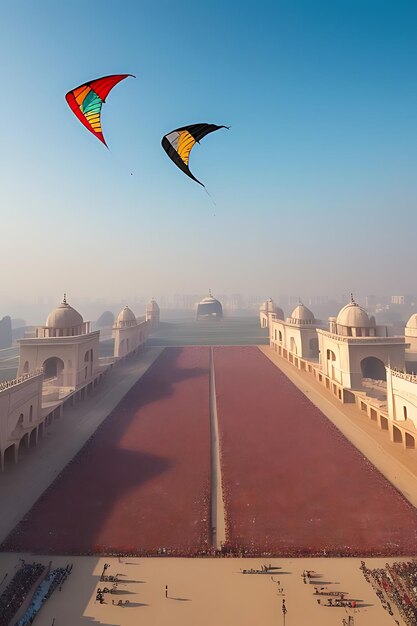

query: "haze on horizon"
left=1, top=0, right=417, bottom=306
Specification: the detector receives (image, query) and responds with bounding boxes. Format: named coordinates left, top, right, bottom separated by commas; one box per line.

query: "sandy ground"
left=0, top=553, right=405, bottom=626
left=0, top=348, right=163, bottom=544
left=260, top=346, right=417, bottom=508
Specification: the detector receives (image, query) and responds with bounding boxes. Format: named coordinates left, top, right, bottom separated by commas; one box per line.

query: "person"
left=165, top=585, right=168, bottom=598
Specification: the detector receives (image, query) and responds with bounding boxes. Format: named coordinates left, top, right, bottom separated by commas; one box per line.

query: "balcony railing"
left=0, top=368, right=43, bottom=393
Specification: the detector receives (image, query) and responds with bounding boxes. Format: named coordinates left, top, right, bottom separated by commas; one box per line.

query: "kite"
left=161, top=123, right=229, bottom=186
left=65, top=74, right=134, bottom=146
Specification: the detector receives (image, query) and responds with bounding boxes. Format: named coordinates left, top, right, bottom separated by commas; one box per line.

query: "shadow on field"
left=1, top=347, right=209, bottom=555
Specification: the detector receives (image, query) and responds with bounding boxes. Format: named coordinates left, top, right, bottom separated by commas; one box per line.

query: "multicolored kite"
left=161, top=123, right=229, bottom=186
left=65, top=74, right=134, bottom=146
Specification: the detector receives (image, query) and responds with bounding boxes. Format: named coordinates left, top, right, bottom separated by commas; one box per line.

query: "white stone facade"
left=113, top=306, right=149, bottom=358
left=0, top=371, right=43, bottom=469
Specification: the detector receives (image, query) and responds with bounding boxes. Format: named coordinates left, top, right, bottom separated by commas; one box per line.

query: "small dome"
left=260, top=298, right=284, bottom=320
left=46, top=296, right=83, bottom=329
left=406, top=313, right=417, bottom=330
left=146, top=298, right=160, bottom=312
left=337, top=300, right=370, bottom=328
left=200, top=295, right=219, bottom=304
left=289, top=303, right=315, bottom=323
left=199, top=291, right=221, bottom=306
left=116, top=306, right=137, bottom=326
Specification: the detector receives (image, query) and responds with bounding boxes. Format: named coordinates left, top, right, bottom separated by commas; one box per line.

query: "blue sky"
left=1, top=0, right=417, bottom=304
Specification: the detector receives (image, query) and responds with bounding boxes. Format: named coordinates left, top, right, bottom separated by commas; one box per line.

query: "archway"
left=279, top=331, right=283, bottom=343
left=29, top=428, right=37, bottom=447
left=12, top=413, right=24, bottom=437
left=22, top=361, right=29, bottom=374
left=43, top=357, right=64, bottom=380
left=393, top=425, right=402, bottom=444
left=361, top=357, right=386, bottom=381
left=405, top=433, right=415, bottom=449
left=327, top=349, right=336, bottom=361
left=3, top=444, right=16, bottom=468
left=290, top=337, right=297, bottom=355
left=326, top=349, right=337, bottom=379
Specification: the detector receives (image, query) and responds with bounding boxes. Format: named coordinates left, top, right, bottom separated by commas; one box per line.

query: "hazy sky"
left=1, top=0, right=417, bottom=306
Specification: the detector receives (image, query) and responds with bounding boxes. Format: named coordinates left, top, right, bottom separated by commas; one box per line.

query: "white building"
left=270, top=302, right=322, bottom=359
left=259, top=298, right=284, bottom=329
left=0, top=371, right=43, bottom=470
left=18, top=296, right=99, bottom=390
left=405, top=313, right=417, bottom=372
left=386, top=367, right=417, bottom=448
left=317, top=298, right=406, bottom=390
left=146, top=298, right=160, bottom=330
left=113, top=305, right=149, bottom=358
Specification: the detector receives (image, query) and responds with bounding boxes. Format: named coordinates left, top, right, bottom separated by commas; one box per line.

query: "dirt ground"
left=214, top=346, right=417, bottom=555
left=2, top=348, right=211, bottom=555
left=0, top=553, right=404, bottom=626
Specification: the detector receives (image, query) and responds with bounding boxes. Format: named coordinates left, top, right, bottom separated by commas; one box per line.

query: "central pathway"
left=209, top=347, right=226, bottom=549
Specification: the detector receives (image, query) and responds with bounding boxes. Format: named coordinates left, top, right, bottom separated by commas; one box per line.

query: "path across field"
left=214, top=346, right=417, bottom=556
left=2, top=347, right=211, bottom=555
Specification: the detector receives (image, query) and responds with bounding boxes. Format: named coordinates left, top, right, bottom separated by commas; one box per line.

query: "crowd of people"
left=17, top=564, right=72, bottom=626
left=361, top=560, right=417, bottom=625
left=0, top=561, right=45, bottom=626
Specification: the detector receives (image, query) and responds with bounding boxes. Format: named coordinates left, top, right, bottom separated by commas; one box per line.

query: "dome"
left=260, top=298, right=284, bottom=320
left=147, top=298, right=160, bottom=312
left=197, top=291, right=223, bottom=320
left=116, top=306, right=137, bottom=326
left=336, top=300, right=370, bottom=328
left=46, top=296, right=84, bottom=329
left=406, top=313, right=417, bottom=330
left=200, top=294, right=219, bottom=304
left=288, top=303, right=315, bottom=324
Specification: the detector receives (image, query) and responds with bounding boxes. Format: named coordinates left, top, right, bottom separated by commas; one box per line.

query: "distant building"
left=270, top=302, right=321, bottom=359
left=391, top=295, right=412, bottom=306
left=96, top=311, right=115, bottom=328
left=113, top=305, right=148, bottom=358
left=365, top=295, right=377, bottom=309
left=0, top=316, right=12, bottom=349
left=146, top=299, right=160, bottom=329
left=196, top=292, right=223, bottom=321
left=259, top=298, right=284, bottom=329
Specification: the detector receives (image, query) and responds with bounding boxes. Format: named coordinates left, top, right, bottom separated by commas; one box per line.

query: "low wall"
left=270, top=340, right=417, bottom=453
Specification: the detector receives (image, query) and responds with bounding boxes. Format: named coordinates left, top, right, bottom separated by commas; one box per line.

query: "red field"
left=2, top=347, right=211, bottom=556
left=214, top=346, right=417, bottom=556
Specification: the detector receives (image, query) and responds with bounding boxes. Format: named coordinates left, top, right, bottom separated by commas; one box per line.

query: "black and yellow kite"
left=161, top=123, right=229, bottom=186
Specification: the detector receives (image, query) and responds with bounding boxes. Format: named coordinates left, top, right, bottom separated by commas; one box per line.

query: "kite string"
left=204, top=185, right=217, bottom=207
